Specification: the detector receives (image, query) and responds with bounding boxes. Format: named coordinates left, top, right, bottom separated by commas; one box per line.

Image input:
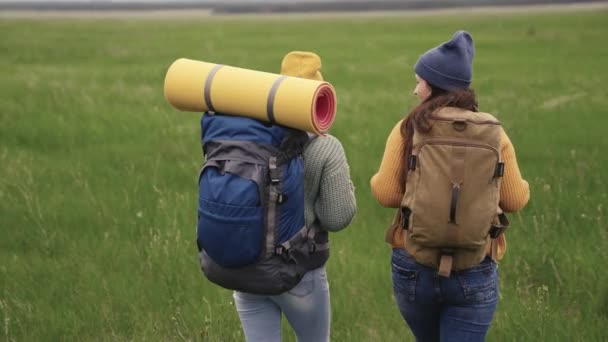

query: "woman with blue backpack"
left=232, top=51, right=356, bottom=342
left=197, top=51, right=356, bottom=342
left=370, top=31, right=530, bottom=341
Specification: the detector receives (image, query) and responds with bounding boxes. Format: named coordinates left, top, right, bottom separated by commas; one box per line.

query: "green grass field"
left=1, top=8, right=607, bottom=341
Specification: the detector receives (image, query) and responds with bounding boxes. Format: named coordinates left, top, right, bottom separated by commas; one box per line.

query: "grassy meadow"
left=1, top=8, right=607, bottom=341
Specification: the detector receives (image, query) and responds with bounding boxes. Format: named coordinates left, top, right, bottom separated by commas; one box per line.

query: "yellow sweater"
left=370, top=119, right=530, bottom=260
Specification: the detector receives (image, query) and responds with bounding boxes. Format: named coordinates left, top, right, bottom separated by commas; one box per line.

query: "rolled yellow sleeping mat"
left=163, top=58, right=337, bottom=135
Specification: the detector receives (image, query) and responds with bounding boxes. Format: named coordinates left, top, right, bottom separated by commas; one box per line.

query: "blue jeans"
left=233, top=266, right=330, bottom=342
left=392, top=248, right=498, bottom=342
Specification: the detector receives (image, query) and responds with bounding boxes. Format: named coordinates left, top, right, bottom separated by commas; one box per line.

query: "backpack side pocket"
left=198, top=166, right=264, bottom=268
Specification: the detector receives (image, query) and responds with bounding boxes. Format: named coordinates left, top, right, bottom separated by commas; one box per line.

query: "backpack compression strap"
left=275, top=224, right=329, bottom=261
left=489, top=211, right=510, bottom=261
left=266, top=156, right=281, bottom=257
left=437, top=146, right=467, bottom=277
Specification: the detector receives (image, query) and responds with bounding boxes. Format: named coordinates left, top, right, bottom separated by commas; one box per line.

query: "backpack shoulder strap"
left=385, top=118, right=415, bottom=245
left=266, top=155, right=282, bottom=257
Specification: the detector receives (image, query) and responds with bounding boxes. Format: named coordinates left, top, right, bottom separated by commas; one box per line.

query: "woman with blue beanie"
left=371, top=31, right=530, bottom=340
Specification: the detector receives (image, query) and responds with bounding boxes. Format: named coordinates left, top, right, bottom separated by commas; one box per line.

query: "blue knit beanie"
left=414, top=31, right=475, bottom=91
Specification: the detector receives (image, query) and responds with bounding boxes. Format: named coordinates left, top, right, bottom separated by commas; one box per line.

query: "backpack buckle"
left=269, top=168, right=281, bottom=184
left=269, top=157, right=280, bottom=184
left=489, top=226, right=506, bottom=239
left=274, top=245, right=292, bottom=262
left=277, top=193, right=288, bottom=204
left=400, top=207, right=411, bottom=230
left=274, top=245, right=287, bottom=256
left=494, top=162, right=505, bottom=178
left=489, top=213, right=510, bottom=238
left=309, top=242, right=317, bottom=254
left=408, top=155, right=417, bottom=170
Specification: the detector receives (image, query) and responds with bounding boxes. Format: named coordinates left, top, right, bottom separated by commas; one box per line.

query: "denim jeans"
left=392, top=248, right=498, bottom=342
left=233, top=266, right=330, bottom=342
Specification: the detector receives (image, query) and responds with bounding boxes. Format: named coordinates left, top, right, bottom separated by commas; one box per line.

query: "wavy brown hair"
left=400, top=85, right=479, bottom=184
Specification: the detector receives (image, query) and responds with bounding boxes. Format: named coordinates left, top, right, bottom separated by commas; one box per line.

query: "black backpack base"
left=199, top=225, right=328, bottom=295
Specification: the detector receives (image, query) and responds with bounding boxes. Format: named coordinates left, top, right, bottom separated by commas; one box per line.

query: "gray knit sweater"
left=302, top=134, right=357, bottom=232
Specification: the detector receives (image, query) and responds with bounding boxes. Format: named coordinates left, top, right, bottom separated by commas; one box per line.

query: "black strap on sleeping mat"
left=204, top=64, right=224, bottom=113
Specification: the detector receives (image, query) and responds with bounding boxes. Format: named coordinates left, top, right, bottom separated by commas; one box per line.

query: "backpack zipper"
left=413, top=138, right=500, bottom=161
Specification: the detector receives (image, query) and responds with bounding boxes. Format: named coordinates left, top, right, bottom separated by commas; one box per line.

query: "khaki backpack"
left=391, top=107, right=509, bottom=277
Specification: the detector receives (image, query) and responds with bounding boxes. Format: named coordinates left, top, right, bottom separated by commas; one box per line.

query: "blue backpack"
left=197, top=112, right=328, bottom=295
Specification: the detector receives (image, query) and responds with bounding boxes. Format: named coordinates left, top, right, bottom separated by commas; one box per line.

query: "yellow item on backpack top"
left=163, top=58, right=336, bottom=135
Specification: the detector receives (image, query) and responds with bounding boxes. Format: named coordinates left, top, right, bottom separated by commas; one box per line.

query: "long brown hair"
left=400, top=85, right=479, bottom=184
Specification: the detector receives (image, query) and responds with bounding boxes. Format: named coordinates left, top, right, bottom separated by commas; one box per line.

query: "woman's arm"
left=499, top=129, right=530, bottom=212
left=314, top=136, right=357, bottom=232
left=370, top=120, right=407, bottom=208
